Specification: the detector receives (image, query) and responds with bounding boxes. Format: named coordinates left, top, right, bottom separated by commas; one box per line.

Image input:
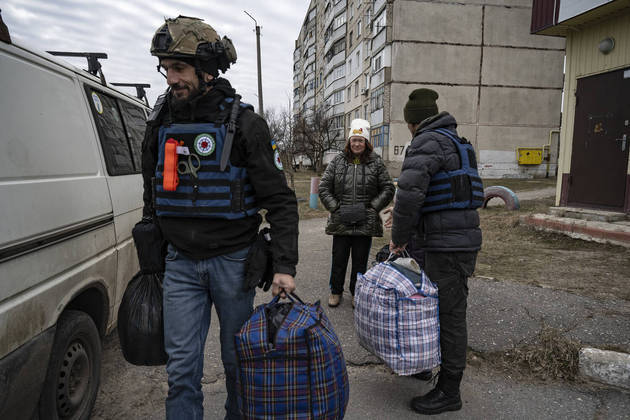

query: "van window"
left=119, top=101, right=146, bottom=171
left=87, top=88, right=145, bottom=175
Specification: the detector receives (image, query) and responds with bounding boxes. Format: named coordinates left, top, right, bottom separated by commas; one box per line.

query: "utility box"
left=517, top=148, right=543, bottom=165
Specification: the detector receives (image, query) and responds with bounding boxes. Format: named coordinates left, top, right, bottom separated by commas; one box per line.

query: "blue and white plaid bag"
left=354, top=260, right=440, bottom=375
left=235, top=293, right=349, bottom=419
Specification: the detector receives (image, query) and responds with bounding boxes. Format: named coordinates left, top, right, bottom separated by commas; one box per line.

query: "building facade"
left=531, top=0, right=630, bottom=212
left=293, top=0, right=566, bottom=177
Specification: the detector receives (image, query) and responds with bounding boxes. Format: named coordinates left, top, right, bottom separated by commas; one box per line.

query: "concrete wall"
left=388, top=0, right=565, bottom=178
left=557, top=11, right=630, bottom=204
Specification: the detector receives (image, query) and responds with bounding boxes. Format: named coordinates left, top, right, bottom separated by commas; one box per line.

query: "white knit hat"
left=347, top=118, right=370, bottom=143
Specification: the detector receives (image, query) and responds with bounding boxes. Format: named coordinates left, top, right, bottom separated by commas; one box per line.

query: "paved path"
left=92, top=216, right=630, bottom=419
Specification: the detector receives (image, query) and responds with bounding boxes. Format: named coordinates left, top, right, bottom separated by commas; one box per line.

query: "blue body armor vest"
left=421, top=128, right=484, bottom=213
left=153, top=99, right=259, bottom=219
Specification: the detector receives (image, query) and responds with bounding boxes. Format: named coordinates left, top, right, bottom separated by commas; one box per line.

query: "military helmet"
left=151, top=15, right=237, bottom=77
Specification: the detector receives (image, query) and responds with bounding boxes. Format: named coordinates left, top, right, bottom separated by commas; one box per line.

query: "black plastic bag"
left=244, top=227, right=274, bottom=292
left=132, top=219, right=167, bottom=273
left=117, top=271, right=168, bottom=365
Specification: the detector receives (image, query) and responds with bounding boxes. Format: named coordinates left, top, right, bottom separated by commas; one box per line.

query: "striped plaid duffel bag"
left=235, top=293, right=349, bottom=419
left=354, top=258, right=440, bottom=375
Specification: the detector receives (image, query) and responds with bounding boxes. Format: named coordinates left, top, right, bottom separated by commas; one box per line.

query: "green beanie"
left=404, top=88, right=439, bottom=124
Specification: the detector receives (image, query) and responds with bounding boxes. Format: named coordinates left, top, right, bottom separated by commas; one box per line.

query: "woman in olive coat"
left=319, top=119, right=395, bottom=307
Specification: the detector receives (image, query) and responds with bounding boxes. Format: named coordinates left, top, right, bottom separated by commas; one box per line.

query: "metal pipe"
left=546, top=129, right=560, bottom=178
left=244, top=11, right=264, bottom=115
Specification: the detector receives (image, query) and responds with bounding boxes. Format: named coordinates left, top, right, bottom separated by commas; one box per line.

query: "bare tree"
left=263, top=106, right=297, bottom=188
left=293, top=108, right=342, bottom=173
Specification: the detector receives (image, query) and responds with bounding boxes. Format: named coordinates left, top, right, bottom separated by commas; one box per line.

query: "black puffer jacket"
left=392, top=112, right=482, bottom=252
left=319, top=152, right=395, bottom=237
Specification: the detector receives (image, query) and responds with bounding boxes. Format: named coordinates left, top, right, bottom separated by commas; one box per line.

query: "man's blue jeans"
left=163, top=244, right=255, bottom=420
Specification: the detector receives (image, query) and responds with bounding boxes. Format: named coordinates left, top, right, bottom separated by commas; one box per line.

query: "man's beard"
left=169, top=84, right=202, bottom=110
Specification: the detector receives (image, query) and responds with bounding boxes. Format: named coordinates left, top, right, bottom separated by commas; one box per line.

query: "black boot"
left=410, top=387, right=462, bottom=415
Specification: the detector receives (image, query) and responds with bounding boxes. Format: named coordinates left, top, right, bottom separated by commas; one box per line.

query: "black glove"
left=244, top=228, right=274, bottom=291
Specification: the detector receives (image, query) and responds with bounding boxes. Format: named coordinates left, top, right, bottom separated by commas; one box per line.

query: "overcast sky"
left=2, top=0, right=309, bottom=111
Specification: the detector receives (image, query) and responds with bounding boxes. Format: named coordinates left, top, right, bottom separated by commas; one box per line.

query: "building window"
left=347, top=113, right=352, bottom=127
left=326, top=38, right=346, bottom=62
left=370, top=86, right=384, bottom=110
left=334, top=13, right=346, bottom=29
left=356, top=51, right=360, bottom=69
left=372, top=55, right=382, bottom=73
left=354, top=109, right=359, bottom=119
left=348, top=58, right=352, bottom=71
left=357, top=20, right=361, bottom=37
left=354, top=81, right=359, bottom=97
left=334, top=64, right=345, bottom=79
left=349, top=31, right=353, bottom=48
left=371, top=125, right=389, bottom=147
left=349, top=2, right=354, bottom=18
left=333, top=90, right=344, bottom=104
left=375, top=12, right=386, bottom=33
left=364, top=104, right=369, bottom=118
left=347, top=87, right=351, bottom=102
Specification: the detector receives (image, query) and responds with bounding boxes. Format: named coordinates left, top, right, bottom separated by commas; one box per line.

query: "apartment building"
left=293, top=0, right=565, bottom=177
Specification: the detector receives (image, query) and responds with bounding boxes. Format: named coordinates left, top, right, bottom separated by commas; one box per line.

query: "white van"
left=0, top=24, right=147, bottom=419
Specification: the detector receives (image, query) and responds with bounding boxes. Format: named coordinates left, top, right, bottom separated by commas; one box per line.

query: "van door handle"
left=616, top=134, right=627, bottom=152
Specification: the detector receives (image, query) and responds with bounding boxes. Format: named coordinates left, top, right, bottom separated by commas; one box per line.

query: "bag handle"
left=267, top=290, right=305, bottom=306
left=386, top=248, right=410, bottom=262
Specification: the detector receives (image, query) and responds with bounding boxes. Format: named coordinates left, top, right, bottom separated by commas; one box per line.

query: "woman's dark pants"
left=329, top=235, right=372, bottom=296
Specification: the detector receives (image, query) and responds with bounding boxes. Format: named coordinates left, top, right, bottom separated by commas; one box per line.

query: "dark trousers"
left=329, top=235, right=372, bottom=296
left=424, top=251, right=477, bottom=396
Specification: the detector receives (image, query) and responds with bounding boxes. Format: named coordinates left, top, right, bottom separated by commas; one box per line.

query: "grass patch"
left=482, top=323, right=581, bottom=382
left=476, top=196, right=630, bottom=301
left=288, top=170, right=329, bottom=220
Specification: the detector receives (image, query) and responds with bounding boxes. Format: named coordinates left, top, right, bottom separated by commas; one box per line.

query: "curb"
left=521, top=214, right=630, bottom=248
left=579, top=347, right=630, bottom=391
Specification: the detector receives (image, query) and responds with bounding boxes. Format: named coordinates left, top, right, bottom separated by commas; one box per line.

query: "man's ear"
left=203, top=73, right=214, bottom=84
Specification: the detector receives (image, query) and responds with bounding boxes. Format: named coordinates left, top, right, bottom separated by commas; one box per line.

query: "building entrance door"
left=568, top=68, right=630, bottom=210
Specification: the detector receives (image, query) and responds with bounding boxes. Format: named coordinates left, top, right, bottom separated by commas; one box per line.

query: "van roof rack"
left=47, top=51, right=108, bottom=85
left=112, top=83, right=151, bottom=105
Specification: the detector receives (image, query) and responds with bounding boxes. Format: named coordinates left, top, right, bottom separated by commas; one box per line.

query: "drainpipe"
left=546, top=129, right=560, bottom=178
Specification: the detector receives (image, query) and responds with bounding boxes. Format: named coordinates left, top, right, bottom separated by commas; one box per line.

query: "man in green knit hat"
left=390, top=88, right=483, bottom=414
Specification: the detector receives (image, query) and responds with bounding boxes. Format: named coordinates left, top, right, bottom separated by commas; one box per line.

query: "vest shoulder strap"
left=430, top=128, right=474, bottom=170
left=147, top=89, right=169, bottom=124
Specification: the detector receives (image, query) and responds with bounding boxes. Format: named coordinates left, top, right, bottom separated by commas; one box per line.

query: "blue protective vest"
left=421, top=128, right=484, bottom=213
left=153, top=100, right=259, bottom=219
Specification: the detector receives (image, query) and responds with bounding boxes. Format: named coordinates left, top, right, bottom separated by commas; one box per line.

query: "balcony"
left=304, top=52, right=316, bottom=68
left=370, top=67, right=384, bottom=88
left=324, top=76, right=345, bottom=98
left=304, top=87, right=315, bottom=102
left=324, top=51, right=345, bottom=75
left=373, top=0, right=386, bottom=15
left=332, top=0, right=347, bottom=20
left=324, top=24, right=346, bottom=56
left=371, top=27, right=386, bottom=52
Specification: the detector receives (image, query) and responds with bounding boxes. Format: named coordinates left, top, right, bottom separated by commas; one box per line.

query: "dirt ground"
left=289, top=171, right=630, bottom=302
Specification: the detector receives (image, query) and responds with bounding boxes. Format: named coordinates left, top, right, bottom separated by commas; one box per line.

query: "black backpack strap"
left=220, top=94, right=241, bottom=171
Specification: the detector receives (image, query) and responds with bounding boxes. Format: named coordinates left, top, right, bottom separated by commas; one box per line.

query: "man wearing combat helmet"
left=142, top=16, right=298, bottom=419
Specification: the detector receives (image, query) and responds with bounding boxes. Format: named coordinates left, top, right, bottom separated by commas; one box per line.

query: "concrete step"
left=549, top=206, right=628, bottom=223
left=521, top=213, right=630, bottom=248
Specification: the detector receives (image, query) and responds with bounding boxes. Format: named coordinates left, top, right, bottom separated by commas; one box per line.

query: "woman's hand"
left=383, top=206, right=394, bottom=229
